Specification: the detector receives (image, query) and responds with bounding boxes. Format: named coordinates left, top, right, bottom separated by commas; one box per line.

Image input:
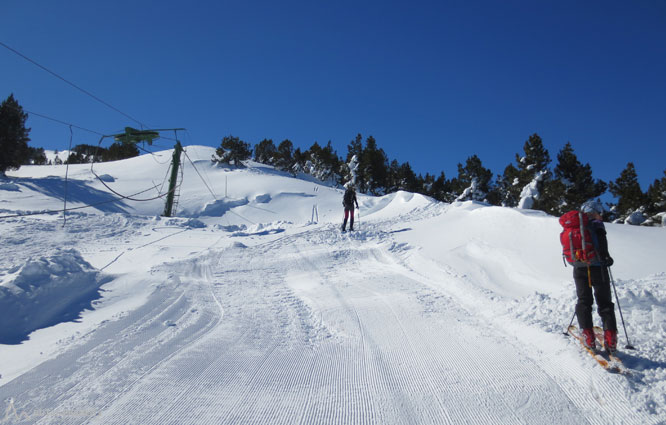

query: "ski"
left=567, top=325, right=627, bottom=374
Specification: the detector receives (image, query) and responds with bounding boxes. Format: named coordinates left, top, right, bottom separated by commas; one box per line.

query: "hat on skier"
left=581, top=200, right=604, bottom=215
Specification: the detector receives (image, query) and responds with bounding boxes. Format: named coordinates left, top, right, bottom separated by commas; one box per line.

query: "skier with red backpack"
left=560, top=201, right=618, bottom=352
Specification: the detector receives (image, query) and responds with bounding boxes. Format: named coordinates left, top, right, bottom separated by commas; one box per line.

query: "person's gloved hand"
left=604, top=256, right=614, bottom=267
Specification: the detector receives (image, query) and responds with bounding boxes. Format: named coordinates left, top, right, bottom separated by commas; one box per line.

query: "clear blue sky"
left=2, top=0, right=665, bottom=190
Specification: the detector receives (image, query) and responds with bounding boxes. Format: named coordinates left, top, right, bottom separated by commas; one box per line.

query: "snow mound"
left=0, top=249, right=105, bottom=344
left=195, top=198, right=249, bottom=217
left=0, top=182, right=20, bottom=192
left=97, top=174, right=115, bottom=182
left=254, top=194, right=271, bottom=203
left=361, top=191, right=434, bottom=219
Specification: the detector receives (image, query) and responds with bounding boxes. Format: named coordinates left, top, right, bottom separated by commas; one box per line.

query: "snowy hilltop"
left=0, top=146, right=664, bottom=424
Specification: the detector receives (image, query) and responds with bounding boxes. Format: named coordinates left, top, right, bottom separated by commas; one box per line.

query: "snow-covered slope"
left=1, top=146, right=664, bottom=424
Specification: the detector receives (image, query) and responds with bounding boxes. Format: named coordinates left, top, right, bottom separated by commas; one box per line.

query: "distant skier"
left=569, top=201, right=618, bottom=352
left=341, top=183, right=359, bottom=232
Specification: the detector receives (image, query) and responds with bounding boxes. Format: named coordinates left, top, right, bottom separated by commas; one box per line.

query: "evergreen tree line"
left=2, top=93, right=664, bottom=224
left=212, top=133, right=666, bottom=225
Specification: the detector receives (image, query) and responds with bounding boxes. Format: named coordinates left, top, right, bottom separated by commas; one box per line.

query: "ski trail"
left=283, top=227, right=587, bottom=424
left=0, top=261, right=222, bottom=425
left=369, top=216, right=654, bottom=425
left=1, top=216, right=657, bottom=424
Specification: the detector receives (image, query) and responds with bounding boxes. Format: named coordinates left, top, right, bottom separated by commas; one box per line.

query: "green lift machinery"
left=111, top=127, right=185, bottom=217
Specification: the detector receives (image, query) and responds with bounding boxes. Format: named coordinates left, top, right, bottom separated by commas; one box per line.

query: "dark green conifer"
left=0, top=94, right=31, bottom=174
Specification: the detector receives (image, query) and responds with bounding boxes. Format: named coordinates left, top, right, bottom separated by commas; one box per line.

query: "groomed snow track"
left=0, top=220, right=655, bottom=425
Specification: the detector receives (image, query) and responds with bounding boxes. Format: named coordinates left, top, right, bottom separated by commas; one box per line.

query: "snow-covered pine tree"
left=453, top=155, right=493, bottom=202
left=495, top=163, right=521, bottom=207
left=346, top=134, right=367, bottom=192
left=512, top=134, right=557, bottom=212
left=518, top=170, right=547, bottom=209
left=301, top=141, right=341, bottom=184
left=342, top=154, right=360, bottom=188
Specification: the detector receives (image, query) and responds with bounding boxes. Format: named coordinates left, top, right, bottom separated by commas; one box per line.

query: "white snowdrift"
left=0, top=249, right=105, bottom=344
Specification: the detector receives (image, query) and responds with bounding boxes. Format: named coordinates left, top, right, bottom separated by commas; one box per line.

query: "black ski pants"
left=573, top=266, right=617, bottom=331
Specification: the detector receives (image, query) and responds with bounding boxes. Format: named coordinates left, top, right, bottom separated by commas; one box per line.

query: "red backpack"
left=559, top=210, right=598, bottom=267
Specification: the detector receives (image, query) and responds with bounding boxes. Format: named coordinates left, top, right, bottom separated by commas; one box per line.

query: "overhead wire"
left=1, top=41, right=197, bottom=220
left=183, top=150, right=218, bottom=201
left=137, top=143, right=172, bottom=165
left=0, top=40, right=146, bottom=128
left=88, top=134, right=183, bottom=202
left=184, top=131, right=218, bottom=196
left=180, top=135, right=256, bottom=225
left=24, top=109, right=105, bottom=136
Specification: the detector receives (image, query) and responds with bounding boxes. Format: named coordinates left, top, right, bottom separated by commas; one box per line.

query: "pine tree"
left=102, top=142, right=138, bottom=162
left=552, top=142, right=606, bottom=215
left=453, top=155, right=493, bottom=202
left=496, top=163, right=521, bottom=207
left=213, top=135, right=252, bottom=167
left=609, top=162, right=648, bottom=219
left=514, top=133, right=556, bottom=212
left=430, top=171, right=454, bottom=202
left=254, top=139, right=277, bottom=165
left=645, top=170, right=666, bottom=225
left=346, top=134, right=363, bottom=162
left=275, top=139, right=294, bottom=172
left=0, top=94, right=31, bottom=175
left=25, top=147, right=47, bottom=165
left=346, top=134, right=366, bottom=191
left=343, top=154, right=360, bottom=187
left=304, top=141, right=341, bottom=182
left=386, top=159, right=400, bottom=193
left=360, top=136, right=389, bottom=195
left=421, top=173, right=435, bottom=196
left=391, top=161, right=419, bottom=193
left=65, top=151, right=86, bottom=164
left=292, top=147, right=307, bottom=174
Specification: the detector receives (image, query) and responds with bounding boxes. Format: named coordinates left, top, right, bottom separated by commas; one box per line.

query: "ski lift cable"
left=24, top=109, right=105, bottom=136
left=183, top=150, right=218, bottom=201
left=184, top=131, right=218, bottom=194
left=0, top=40, right=146, bottom=128
left=136, top=143, right=171, bottom=165
left=180, top=141, right=256, bottom=224
left=89, top=135, right=180, bottom=202
left=158, top=163, right=173, bottom=195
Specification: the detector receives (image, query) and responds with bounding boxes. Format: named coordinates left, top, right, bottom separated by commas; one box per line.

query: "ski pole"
left=608, top=267, right=636, bottom=350
left=564, top=310, right=576, bottom=335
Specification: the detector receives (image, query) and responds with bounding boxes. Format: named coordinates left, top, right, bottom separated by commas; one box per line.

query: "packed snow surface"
left=0, top=146, right=664, bottom=424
